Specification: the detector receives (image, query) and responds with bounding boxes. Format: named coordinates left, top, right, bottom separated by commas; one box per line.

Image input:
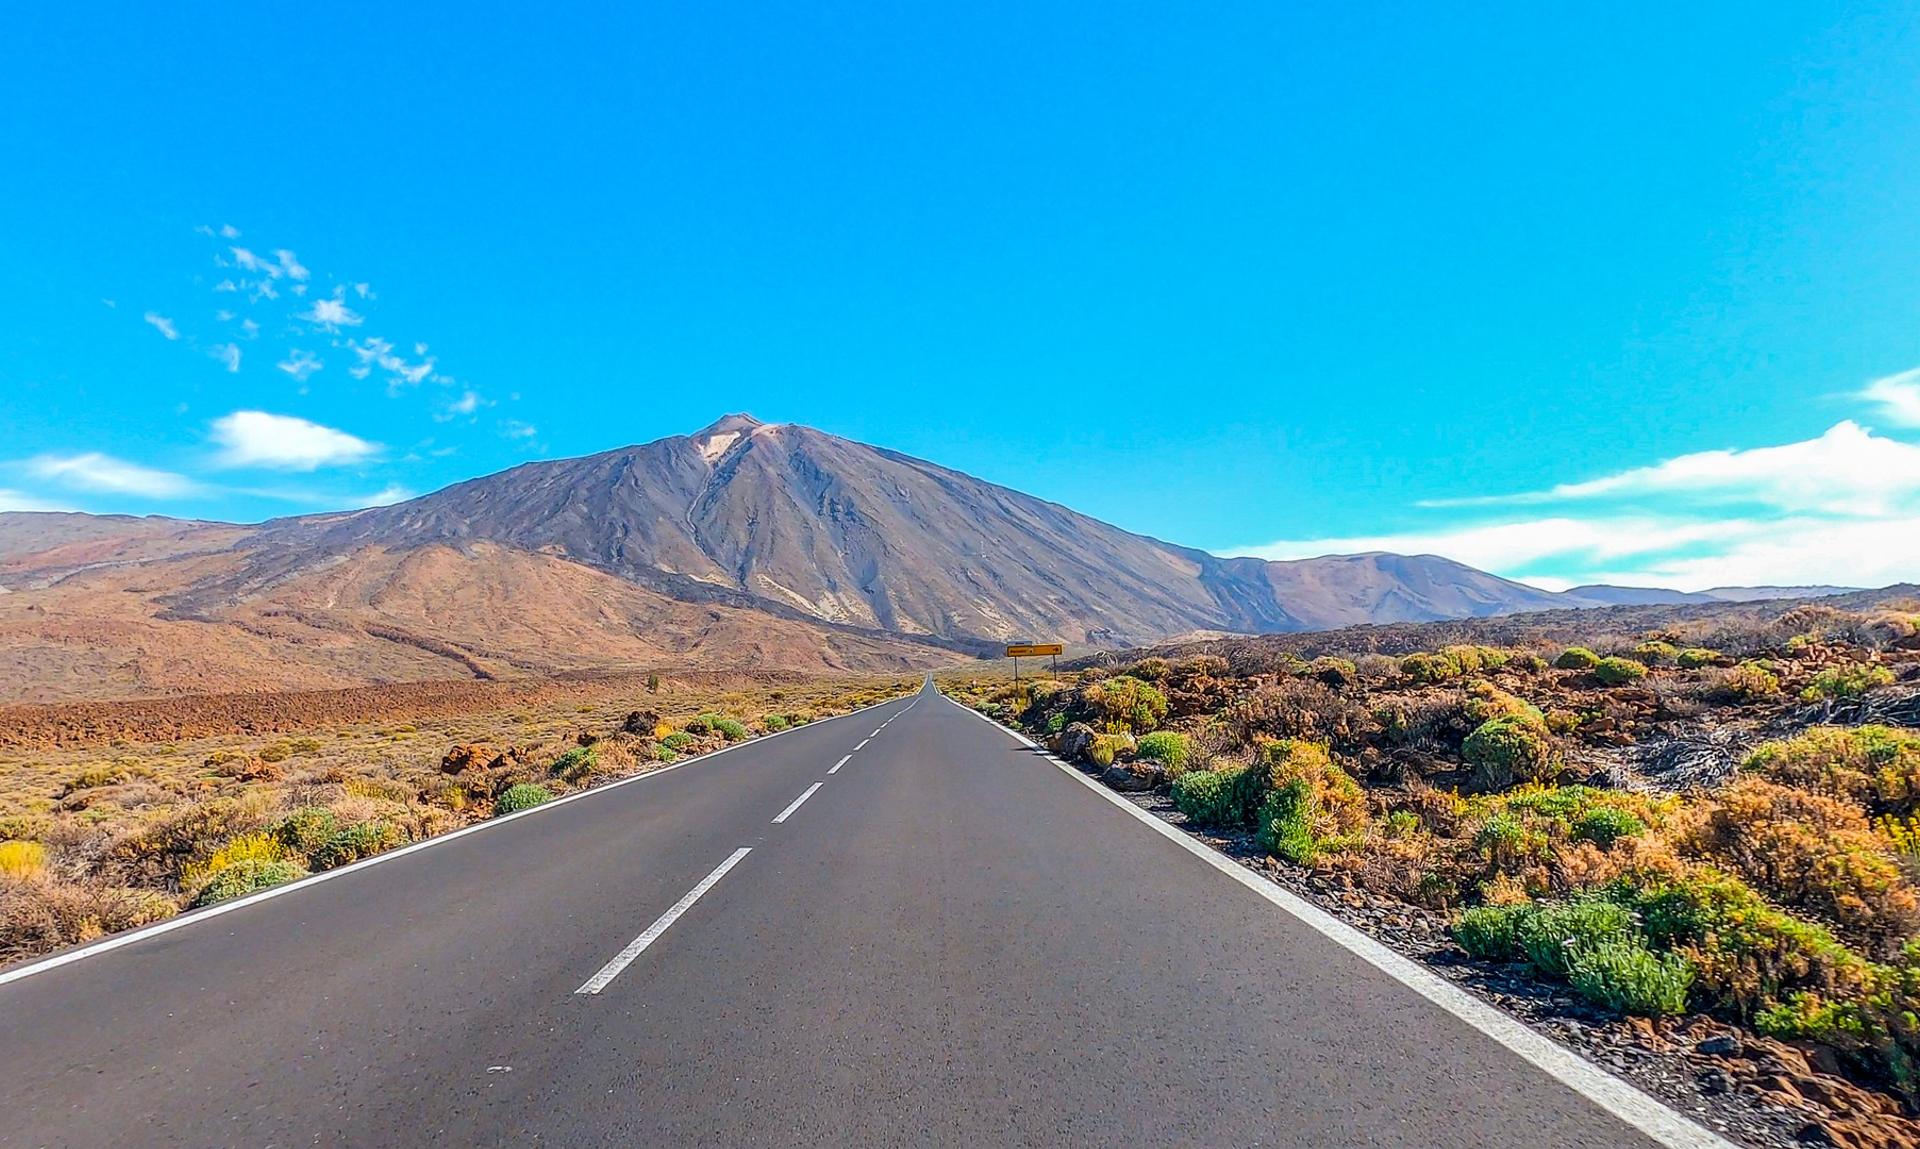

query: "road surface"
left=1, top=681, right=1719, bottom=1147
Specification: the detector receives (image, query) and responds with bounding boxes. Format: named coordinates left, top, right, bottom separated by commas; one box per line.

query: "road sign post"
left=1005, top=643, right=1063, bottom=683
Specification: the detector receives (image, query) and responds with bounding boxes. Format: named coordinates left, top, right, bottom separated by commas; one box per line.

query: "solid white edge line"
left=771, top=781, right=825, bottom=824
left=575, top=846, right=753, bottom=994
left=0, top=693, right=919, bottom=989
left=941, top=693, right=1737, bottom=1149
left=828, top=754, right=851, bottom=775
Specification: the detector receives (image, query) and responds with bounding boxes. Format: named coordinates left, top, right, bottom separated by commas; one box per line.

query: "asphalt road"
left=1, top=681, right=1716, bottom=1147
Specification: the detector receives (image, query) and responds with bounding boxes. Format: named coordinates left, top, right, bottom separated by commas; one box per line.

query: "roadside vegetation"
left=0, top=673, right=918, bottom=964
left=948, top=598, right=1920, bottom=1119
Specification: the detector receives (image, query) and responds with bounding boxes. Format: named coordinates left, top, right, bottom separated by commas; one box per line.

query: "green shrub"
left=1555, top=647, right=1600, bottom=670
left=271, top=807, right=339, bottom=854
left=713, top=718, right=749, bottom=742
left=1800, top=663, right=1896, bottom=702
left=660, top=732, right=696, bottom=751
left=1135, top=730, right=1191, bottom=773
left=1171, top=767, right=1245, bottom=827
left=1567, top=937, right=1695, bottom=1016
left=548, top=745, right=597, bottom=782
left=1044, top=712, right=1068, bottom=735
left=684, top=713, right=722, bottom=735
left=762, top=714, right=789, bottom=731
left=1590, top=656, right=1647, bottom=686
left=1087, top=734, right=1128, bottom=768
left=1084, top=675, right=1168, bottom=734
left=1676, top=647, right=1721, bottom=669
left=1401, top=652, right=1460, bottom=684
left=1463, top=716, right=1559, bottom=789
left=1309, top=656, right=1358, bottom=687
left=1631, top=640, right=1679, bottom=665
left=495, top=783, right=554, bottom=815
left=191, top=857, right=308, bottom=907
left=310, top=821, right=404, bottom=870
left=1454, top=904, right=1530, bottom=960
left=1516, top=899, right=1637, bottom=977
left=1253, top=741, right=1367, bottom=863
left=1572, top=806, right=1647, bottom=848
left=1256, top=779, right=1317, bottom=862
left=653, top=745, right=680, bottom=763
left=1717, top=661, right=1781, bottom=701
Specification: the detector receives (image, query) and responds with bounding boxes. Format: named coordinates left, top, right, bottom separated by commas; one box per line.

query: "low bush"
left=1087, top=732, right=1134, bottom=768
left=1171, top=767, right=1246, bottom=827
left=762, top=714, right=789, bottom=731
left=1592, top=657, right=1649, bottom=686
left=1515, top=899, right=1637, bottom=977
left=548, top=745, right=597, bottom=783
left=1567, top=937, right=1694, bottom=1016
left=1454, top=903, right=1529, bottom=960
left=1253, top=740, right=1368, bottom=863
left=1714, top=661, right=1780, bottom=701
left=684, top=713, right=722, bottom=735
left=660, top=732, right=696, bottom=751
left=1555, top=647, right=1601, bottom=670
left=1801, top=663, right=1896, bottom=702
left=1084, top=675, right=1168, bottom=734
left=1135, top=730, right=1191, bottom=773
left=712, top=718, right=749, bottom=742
left=1462, top=716, right=1559, bottom=790
left=272, top=807, right=339, bottom=854
left=1632, top=641, right=1680, bottom=665
left=495, top=783, right=554, bottom=815
left=0, top=840, right=47, bottom=880
left=190, top=858, right=307, bottom=907
left=1744, top=725, right=1920, bottom=816
left=310, top=821, right=404, bottom=870
left=1676, top=648, right=1722, bottom=669
left=1572, top=806, right=1648, bottom=848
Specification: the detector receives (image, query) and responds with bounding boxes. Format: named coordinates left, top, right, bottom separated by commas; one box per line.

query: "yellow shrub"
left=179, top=833, right=289, bottom=890
left=0, top=840, right=48, bottom=880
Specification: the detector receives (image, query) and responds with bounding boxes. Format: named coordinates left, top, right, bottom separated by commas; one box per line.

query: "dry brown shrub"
left=1678, top=778, right=1920, bottom=952
left=0, top=879, right=177, bottom=961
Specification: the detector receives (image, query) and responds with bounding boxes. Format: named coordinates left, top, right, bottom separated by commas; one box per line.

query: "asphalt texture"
left=0, top=682, right=1676, bottom=1147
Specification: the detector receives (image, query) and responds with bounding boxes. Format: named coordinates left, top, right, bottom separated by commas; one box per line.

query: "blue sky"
left=2, top=3, right=1917, bottom=590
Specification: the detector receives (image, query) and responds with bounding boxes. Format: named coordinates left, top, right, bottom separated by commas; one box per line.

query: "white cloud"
left=143, top=312, right=178, bottom=340
left=210, top=343, right=242, bottom=373
left=240, top=318, right=259, bottom=339
left=1859, top=368, right=1920, bottom=429
left=0, top=488, right=76, bottom=512
left=1233, top=516, right=1756, bottom=572
left=220, top=224, right=240, bottom=239
left=209, top=410, right=378, bottom=470
left=298, top=290, right=363, bottom=330
left=277, top=349, right=323, bottom=382
left=230, top=247, right=279, bottom=278
left=1227, top=420, right=1920, bottom=592
left=501, top=419, right=538, bottom=439
left=436, top=390, right=489, bottom=421
left=347, top=336, right=435, bottom=389
left=1424, top=422, right=1920, bottom=517
left=27, top=453, right=198, bottom=498
left=274, top=249, right=309, bottom=281
left=354, top=484, right=413, bottom=508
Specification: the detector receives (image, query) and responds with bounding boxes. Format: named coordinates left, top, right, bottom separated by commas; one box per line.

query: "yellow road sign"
left=1005, top=643, right=1063, bottom=658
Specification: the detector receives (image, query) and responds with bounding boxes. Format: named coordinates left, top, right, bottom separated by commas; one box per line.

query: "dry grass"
left=0, top=671, right=918, bottom=964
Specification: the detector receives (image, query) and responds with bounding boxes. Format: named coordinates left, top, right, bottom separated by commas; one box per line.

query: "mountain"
left=1560, top=585, right=1717, bottom=607
left=0, top=414, right=1855, bottom=702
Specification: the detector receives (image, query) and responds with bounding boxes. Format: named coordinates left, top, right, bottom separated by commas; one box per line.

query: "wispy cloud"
left=27, top=453, right=199, bottom=498
left=210, top=343, right=242, bottom=373
left=347, top=336, right=436, bottom=390
left=297, top=287, right=364, bottom=331
left=1226, top=414, right=1920, bottom=592
left=1421, top=421, right=1920, bottom=516
left=209, top=410, right=379, bottom=471
left=1859, top=368, right=1920, bottom=429
left=143, top=312, right=178, bottom=340
left=277, top=349, right=323, bottom=382
left=0, top=488, right=77, bottom=513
